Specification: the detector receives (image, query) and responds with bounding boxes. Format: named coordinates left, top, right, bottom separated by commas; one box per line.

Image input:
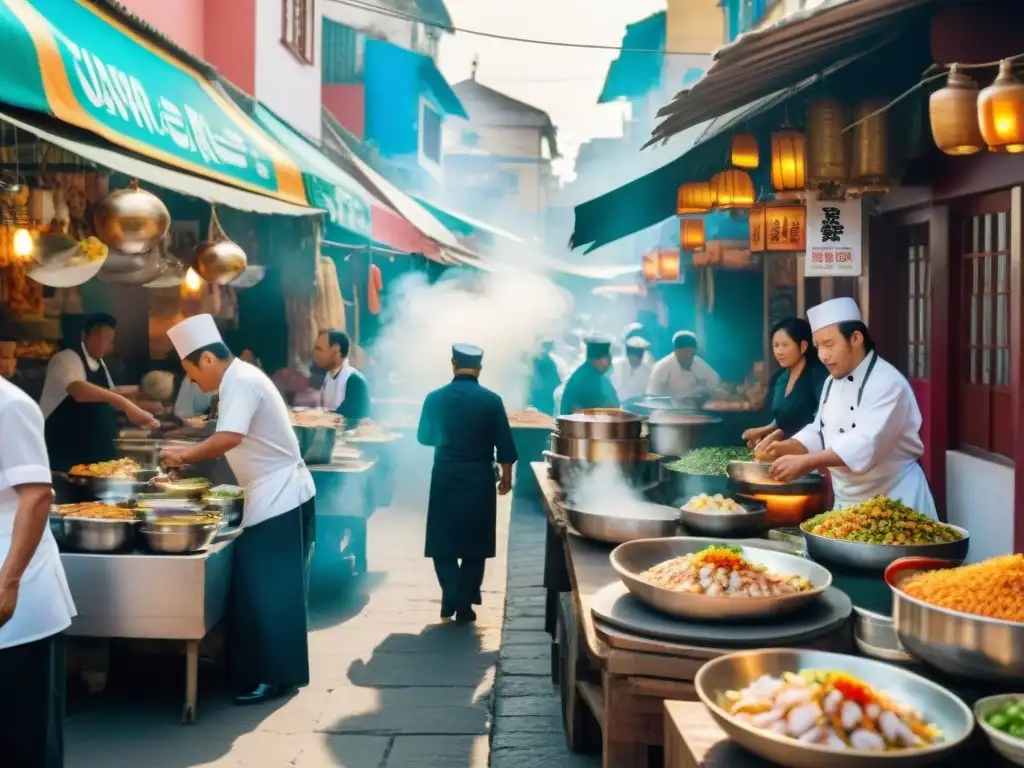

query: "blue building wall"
left=722, top=0, right=773, bottom=41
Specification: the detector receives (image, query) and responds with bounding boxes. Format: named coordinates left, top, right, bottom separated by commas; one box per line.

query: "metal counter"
left=309, top=456, right=377, bottom=580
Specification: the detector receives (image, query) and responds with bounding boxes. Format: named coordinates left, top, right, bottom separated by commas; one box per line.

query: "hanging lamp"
left=930, top=64, right=985, bottom=155
left=850, top=99, right=890, bottom=184
left=680, top=218, right=705, bottom=250
left=641, top=250, right=659, bottom=282
left=770, top=129, right=807, bottom=191
left=806, top=98, right=848, bottom=185
left=677, top=182, right=713, bottom=214
left=659, top=249, right=681, bottom=281
left=978, top=59, right=1024, bottom=154
left=730, top=134, right=759, bottom=169
left=710, top=170, right=755, bottom=209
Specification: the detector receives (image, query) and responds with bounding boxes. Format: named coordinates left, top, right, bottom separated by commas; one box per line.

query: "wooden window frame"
left=282, top=0, right=315, bottom=65
left=902, top=223, right=931, bottom=380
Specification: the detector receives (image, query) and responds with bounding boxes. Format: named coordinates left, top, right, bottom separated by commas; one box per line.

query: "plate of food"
left=610, top=538, right=831, bottom=620
left=975, top=695, right=1024, bottom=765
left=801, top=497, right=969, bottom=571
left=679, top=493, right=768, bottom=537
left=696, top=648, right=973, bottom=767
left=68, top=458, right=144, bottom=479
left=151, top=475, right=211, bottom=499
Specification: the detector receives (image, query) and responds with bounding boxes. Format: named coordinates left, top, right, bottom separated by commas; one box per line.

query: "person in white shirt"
left=647, top=330, right=721, bottom=402
left=160, top=314, right=316, bottom=705
left=0, top=377, right=76, bottom=766
left=610, top=336, right=653, bottom=403
left=311, top=329, right=370, bottom=423
left=757, top=298, right=937, bottom=519
left=39, top=313, right=157, bottom=472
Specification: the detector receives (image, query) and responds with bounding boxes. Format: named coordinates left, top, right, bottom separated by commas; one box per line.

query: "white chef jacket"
left=216, top=359, right=315, bottom=528
left=646, top=353, right=721, bottom=400
left=610, top=355, right=653, bottom=401
left=39, top=344, right=114, bottom=419
left=320, top=362, right=356, bottom=412
left=792, top=352, right=937, bottom=519
left=0, top=378, right=75, bottom=649
left=173, top=377, right=213, bottom=421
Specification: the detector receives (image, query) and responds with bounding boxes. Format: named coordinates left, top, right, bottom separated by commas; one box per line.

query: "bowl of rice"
left=886, top=555, right=1024, bottom=683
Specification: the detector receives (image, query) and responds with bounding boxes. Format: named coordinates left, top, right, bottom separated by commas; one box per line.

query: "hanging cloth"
left=367, top=263, right=383, bottom=316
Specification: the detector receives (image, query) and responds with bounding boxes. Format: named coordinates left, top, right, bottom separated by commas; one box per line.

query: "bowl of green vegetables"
left=975, top=695, right=1024, bottom=765
left=664, top=446, right=752, bottom=499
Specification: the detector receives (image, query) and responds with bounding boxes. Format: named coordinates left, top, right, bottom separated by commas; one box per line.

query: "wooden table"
left=532, top=462, right=851, bottom=768
left=663, top=701, right=1014, bottom=767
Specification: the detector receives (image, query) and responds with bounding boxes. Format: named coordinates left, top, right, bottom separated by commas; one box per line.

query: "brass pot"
left=549, top=433, right=648, bottom=462
left=194, top=239, right=247, bottom=285
left=93, top=180, right=170, bottom=255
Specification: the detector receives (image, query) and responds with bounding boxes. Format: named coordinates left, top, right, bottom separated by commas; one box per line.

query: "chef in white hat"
left=610, top=335, right=653, bottom=403
left=757, top=297, right=937, bottom=519
left=159, top=314, right=316, bottom=705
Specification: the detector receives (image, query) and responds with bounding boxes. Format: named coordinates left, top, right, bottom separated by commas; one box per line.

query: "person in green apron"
left=160, top=314, right=317, bottom=705
left=39, top=314, right=158, bottom=473
left=558, top=335, right=620, bottom=416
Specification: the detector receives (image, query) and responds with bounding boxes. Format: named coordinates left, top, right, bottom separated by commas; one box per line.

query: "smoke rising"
left=570, top=461, right=645, bottom=513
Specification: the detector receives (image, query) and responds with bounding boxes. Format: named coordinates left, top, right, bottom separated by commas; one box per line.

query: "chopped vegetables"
left=985, top=699, right=1024, bottom=740
left=802, top=496, right=962, bottom=545
left=665, top=446, right=752, bottom=477
left=723, top=670, right=943, bottom=751
left=642, top=545, right=812, bottom=597
left=683, top=494, right=746, bottom=515
left=901, top=555, right=1024, bottom=623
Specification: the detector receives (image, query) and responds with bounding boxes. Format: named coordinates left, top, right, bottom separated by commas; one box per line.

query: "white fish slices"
left=643, top=552, right=811, bottom=597
left=723, top=671, right=941, bottom=752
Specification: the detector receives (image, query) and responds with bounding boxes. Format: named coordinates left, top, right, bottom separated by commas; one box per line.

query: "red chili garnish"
left=830, top=673, right=875, bottom=707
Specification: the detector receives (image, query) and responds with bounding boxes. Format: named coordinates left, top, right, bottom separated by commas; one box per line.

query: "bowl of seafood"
left=609, top=538, right=831, bottom=621
left=695, top=649, right=974, bottom=767
left=886, top=555, right=1024, bottom=683
left=678, top=493, right=768, bottom=537
left=800, top=496, right=969, bottom=572
left=50, top=501, right=141, bottom=552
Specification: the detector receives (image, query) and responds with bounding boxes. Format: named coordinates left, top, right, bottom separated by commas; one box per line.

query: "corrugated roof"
left=647, top=0, right=946, bottom=146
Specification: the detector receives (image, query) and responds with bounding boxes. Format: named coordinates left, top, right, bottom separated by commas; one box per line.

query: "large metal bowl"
left=53, top=516, right=137, bottom=553
left=543, top=451, right=663, bottom=492
left=647, top=414, right=721, bottom=457
left=975, top=695, right=1024, bottom=766
left=801, top=522, right=970, bottom=572
left=887, top=557, right=1024, bottom=683
left=64, top=469, right=159, bottom=502
left=549, top=433, right=648, bottom=462
left=678, top=499, right=768, bottom=538
left=610, top=537, right=832, bottom=621
left=565, top=501, right=680, bottom=544
left=556, top=410, right=643, bottom=440
left=853, top=606, right=917, bottom=664
left=294, top=424, right=338, bottom=465
left=138, top=521, right=221, bottom=554
left=151, top=476, right=212, bottom=499
left=695, top=648, right=975, bottom=768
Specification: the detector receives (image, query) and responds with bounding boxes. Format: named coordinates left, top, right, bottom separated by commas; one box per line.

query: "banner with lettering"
left=0, top=0, right=308, bottom=206
left=806, top=199, right=862, bottom=277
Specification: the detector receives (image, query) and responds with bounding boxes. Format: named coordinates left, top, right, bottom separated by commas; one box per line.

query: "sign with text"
left=806, top=199, right=862, bottom=277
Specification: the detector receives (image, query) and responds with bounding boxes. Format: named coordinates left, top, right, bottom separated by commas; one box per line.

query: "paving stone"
left=499, top=656, right=552, bottom=677
left=499, top=642, right=550, bottom=661
left=502, top=629, right=551, bottom=645
left=494, top=695, right=562, bottom=718
left=491, top=715, right=564, bottom=735
left=496, top=675, right=558, bottom=698
left=504, top=616, right=547, bottom=631
left=385, top=735, right=490, bottom=767
left=297, top=735, right=392, bottom=768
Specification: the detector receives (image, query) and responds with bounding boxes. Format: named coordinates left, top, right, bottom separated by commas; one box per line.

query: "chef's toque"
left=807, top=297, right=862, bottom=333
left=167, top=313, right=222, bottom=358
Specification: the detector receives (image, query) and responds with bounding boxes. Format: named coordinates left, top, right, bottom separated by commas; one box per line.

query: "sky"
left=437, top=0, right=666, bottom=179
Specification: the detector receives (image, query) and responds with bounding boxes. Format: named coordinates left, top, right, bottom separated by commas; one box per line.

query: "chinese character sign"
left=806, top=199, right=862, bottom=277
left=765, top=206, right=806, bottom=252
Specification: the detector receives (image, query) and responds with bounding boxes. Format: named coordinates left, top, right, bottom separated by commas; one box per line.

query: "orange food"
left=902, top=554, right=1024, bottom=623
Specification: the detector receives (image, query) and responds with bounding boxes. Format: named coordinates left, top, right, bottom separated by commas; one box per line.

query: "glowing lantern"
left=641, top=251, right=659, bottom=282
left=680, top=218, right=705, bottom=250
left=730, top=134, right=759, bottom=169
left=851, top=99, right=889, bottom=185
left=180, top=267, right=205, bottom=298
left=659, top=249, right=681, bottom=281
left=764, top=205, right=807, bottom=252
left=930, top=65, right=984, bottom=156
left=710, top=170, right=755, bottom=209
left=677, top=182, right=713, bottom=214
left=12, top=227, right=34, bottom=259
left=770, top=130, right=806, bottom=191
left=979, top=59, right=1024, bottom=154
left=806, top=98, right=848, bottom=185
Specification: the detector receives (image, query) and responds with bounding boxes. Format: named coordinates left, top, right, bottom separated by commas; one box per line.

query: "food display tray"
left=590, top=581, right=852, bottom=647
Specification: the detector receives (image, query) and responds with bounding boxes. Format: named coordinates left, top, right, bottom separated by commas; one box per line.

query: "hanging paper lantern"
left=710, top=170, right=755, bottom=209
left=851, top=99, right=890, bottom=185
left=806, top=98, right=848, bottom=185
left=930, top=65, right=985, bottom=156
left=749, top=204, right=766, bottom=253
left=764, top=205, right=807, bottom=252
left=680, top=218, right=705, bottom=250
left=659, top=249, right=681, bottom=281
left=770, top=130, right=807, bottom=191
left=677, top=182, right=713, bottom=214
left=978, top=59, right=1024, bottom=154
left=641, top=250, right=659, bottom=282
left=730, top=134, right=759, bottom=169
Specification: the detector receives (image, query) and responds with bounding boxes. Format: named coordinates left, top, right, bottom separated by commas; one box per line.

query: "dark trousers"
left=433, top=557, right=486, bottom=610
left=0, top=634, right=65, bottom=768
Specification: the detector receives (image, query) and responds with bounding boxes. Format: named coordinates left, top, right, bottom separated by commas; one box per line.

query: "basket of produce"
left=887, top=555, right=1024, bottom=683
left=695, top=648, right=974, bottom=768
left=610, top=539, right=831, bottom=621
left=678, top=493, right=768, bottom=537
left=664, top=446, right=751, bottom=498
left=975, top=695, right=1024, bottom=765
left=801, top=497, right=968, bottom=572
left=50, top=501, right=141, bottom=553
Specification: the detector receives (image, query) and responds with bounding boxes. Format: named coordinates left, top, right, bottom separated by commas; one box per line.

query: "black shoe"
left=233, top=684, right=283, bottom=705
left=440, top=601, right=455, bottom=620
left=455, top=607, right=477, bottom=624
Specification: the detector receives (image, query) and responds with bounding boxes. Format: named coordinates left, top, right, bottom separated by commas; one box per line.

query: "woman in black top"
left=743, top=317, right=828, bottom=446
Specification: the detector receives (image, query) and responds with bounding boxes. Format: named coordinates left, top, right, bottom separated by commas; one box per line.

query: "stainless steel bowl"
left=55, top=516, right=137, bottom=553
left=138, top=521, right=220, bottom=554
left=549, top=433, right=648, bottom=462
left=294, top=424, right=338, bottom=465
left=695, top=648, right=975, bottom=768
left=65, top=470, right=159, bottom=502
left=975, top=695, right=1024, bottom=766
left=565, top=502, right=680, bottom=544
left=678, top=500, right=768, bottom=537
left=151, top=477, right=212, bottom=499
left=543, top=451, right=663, bottom=492
left=887, top=557, right=1024, bottom=683
left=610, top=537, right=832, bottom=621
left=801, top=524, right=970, bottom=572
left=853, top=607, right=917, bottom=664
left=556, top=411, right=643, bottom=440
left=647, top=414, right=721, bottom=457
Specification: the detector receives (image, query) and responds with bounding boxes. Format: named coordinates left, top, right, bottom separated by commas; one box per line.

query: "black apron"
left=44, top=346, right=118, bottom=473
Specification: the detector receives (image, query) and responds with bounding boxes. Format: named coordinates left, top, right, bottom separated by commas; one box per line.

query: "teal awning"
left=415, top=198, right=521, bottom=244
left=598, top=12, right=665, bottom=104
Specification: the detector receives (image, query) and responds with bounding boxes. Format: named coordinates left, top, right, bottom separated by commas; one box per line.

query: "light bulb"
left=184, top=268, right=204, bottom=291
left=12, top=228, right=33, bottom=258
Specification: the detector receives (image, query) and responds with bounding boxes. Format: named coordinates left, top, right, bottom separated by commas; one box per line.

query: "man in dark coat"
left=417, top=344, right=517, bottom=623
left=528, top=339, right=563, bottom=416
left=558, top=335, right=620, bottom=416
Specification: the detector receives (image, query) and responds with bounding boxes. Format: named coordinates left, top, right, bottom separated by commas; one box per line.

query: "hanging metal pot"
left=193, top=206, right=247, bottom=285
left=92, top=179, right=170, bottom=255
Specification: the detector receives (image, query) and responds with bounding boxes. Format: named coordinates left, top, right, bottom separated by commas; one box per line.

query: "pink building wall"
left=117, top=0, right=206, bottom=55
